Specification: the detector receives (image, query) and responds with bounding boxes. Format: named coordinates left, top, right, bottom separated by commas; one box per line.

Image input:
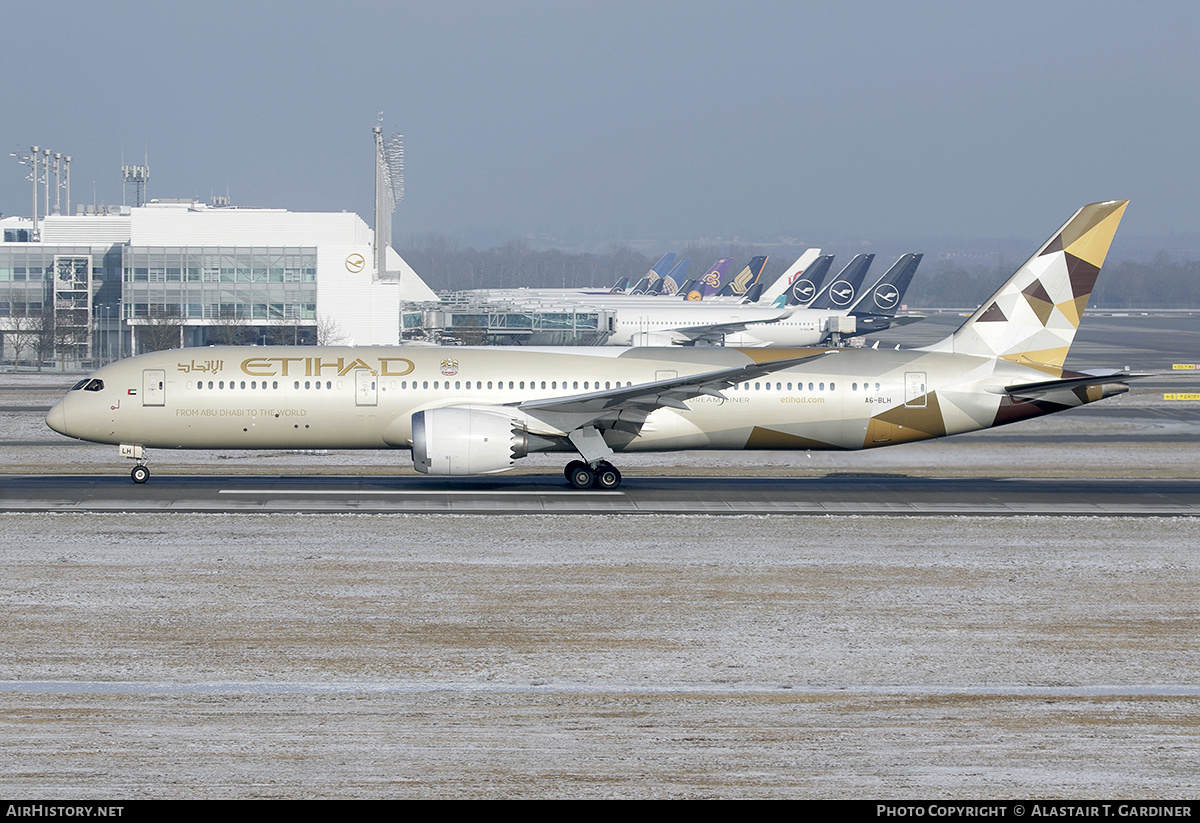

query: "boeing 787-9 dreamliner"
left=47, top=201, right=1132, bottom=489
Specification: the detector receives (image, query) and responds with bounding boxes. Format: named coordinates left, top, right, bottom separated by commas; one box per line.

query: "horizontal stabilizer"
left=987, top=369, right=1143, bottom=400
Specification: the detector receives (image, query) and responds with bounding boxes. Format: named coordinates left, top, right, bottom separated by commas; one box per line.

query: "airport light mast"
left=10, top=145, right=67, bottom=238
left=373, top=119, right=405, bottom=281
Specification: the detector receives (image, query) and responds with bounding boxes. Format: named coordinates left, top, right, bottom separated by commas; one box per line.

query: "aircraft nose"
left=46, top=400, right=67, bottom=435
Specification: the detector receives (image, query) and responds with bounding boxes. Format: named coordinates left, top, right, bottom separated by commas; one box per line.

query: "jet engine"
left=411, top=406, right=529, bottom=475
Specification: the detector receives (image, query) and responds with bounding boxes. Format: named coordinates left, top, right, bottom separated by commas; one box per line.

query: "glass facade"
left=0, top=243, right=321, bottom=364
left=121, top=246, right=317, bottom=323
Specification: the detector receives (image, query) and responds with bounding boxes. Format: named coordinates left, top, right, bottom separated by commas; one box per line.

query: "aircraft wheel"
left=567, top=463, right=595, bottom=489
left=131, top=465, right=150, bottom=484
left=565, top=460, right=588, bottom=482
left=593, top=464, right=622, bottom=489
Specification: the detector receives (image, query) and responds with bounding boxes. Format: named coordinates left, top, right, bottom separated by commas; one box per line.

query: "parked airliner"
left=46, top=202, right=1131, bottom=489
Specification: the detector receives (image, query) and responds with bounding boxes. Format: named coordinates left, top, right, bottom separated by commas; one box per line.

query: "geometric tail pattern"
left=949, top=200, right=1128, bottom=375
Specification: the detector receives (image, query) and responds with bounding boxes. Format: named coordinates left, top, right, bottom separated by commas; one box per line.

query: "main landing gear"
left=565, top=459, right=622, bottom=490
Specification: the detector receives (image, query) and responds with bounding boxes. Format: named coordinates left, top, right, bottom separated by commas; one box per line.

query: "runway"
left=3, top=314, right=1200, bottom=797
left=2, top=472, right=1198, bottom=515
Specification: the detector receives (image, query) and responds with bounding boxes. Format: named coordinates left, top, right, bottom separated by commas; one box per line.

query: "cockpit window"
left=71, top=379, right=90, bottom=391
left=83, top=379, right=104, bottom=392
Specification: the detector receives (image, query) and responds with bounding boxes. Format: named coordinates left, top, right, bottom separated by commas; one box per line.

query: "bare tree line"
left=400, top=234, right=1200, bottom=309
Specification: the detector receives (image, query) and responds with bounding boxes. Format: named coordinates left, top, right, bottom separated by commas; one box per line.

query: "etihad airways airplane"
left=46, top=201, right=1131, bottom=489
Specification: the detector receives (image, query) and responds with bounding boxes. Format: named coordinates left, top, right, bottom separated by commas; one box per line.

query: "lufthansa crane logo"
left=345, top=253, right=366, bottom=273
left=829, top=280, right=854, bottom=306
left=874, top=284, right=900, bottom=310
left=792, top=279, right=815, bottom=301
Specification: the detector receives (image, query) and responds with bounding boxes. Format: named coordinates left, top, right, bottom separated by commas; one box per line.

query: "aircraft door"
left=904, top=372, right=927, bottom=408
left=355, top=370, right=378, bottom=407
left=142, top=369, right=166, bottom=407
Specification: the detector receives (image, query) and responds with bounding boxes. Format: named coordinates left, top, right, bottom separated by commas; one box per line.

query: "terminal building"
left=1, top=128, right=618, bottom=367
left=0, top=199, right=436, bottom=367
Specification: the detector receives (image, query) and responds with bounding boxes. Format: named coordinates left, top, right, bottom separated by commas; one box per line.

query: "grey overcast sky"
left=2, top=0, right=1197, bottom=251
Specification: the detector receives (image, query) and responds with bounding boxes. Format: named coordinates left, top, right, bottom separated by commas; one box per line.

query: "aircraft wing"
left=512, top=350, right=837, bottom=435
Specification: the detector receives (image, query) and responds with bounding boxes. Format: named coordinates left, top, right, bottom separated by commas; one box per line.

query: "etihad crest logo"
left=440, top=358, right=460, bottom=377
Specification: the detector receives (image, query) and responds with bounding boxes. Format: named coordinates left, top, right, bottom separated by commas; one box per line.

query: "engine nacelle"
left=411, top=406, right=529, bottom=475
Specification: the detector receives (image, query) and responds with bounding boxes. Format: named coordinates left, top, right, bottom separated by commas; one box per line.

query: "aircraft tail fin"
left=763, top=249, right=821, bottom=303
left=609, top=276, right=629, bottom=293
left=685, top=258, right=732, bottom=301
left=849, top=253, right=922, bottom=317
left=740, top=281, right=765, bottom=304
left=809, top=253, right=873, bottom=310
left=717, top=255, right=768, bottom=296
left=944, top=201, right=1128, bottom=374
left=780, top=255, right=834, bottom=306
left=660, top=259, right=691, bottom=295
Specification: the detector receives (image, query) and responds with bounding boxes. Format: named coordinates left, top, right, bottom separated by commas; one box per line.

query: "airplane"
left=781, top=254, right=834, bottom=305
left=628, top=252, right=676, bottom=294
left=659, top=259, right=691, bottom=295
left=46, top=201, right=1132, bottom=491
left=759, top=249, right=827, bottom=306
left=807, top=253, right=874, bottom=310
left=683, top=258, right=732, bottom=301
left=716, top=255, right=769, bottom=297
left=721, top=252, right=922, bottom=346
left=593, top=251, right=913, bottom=347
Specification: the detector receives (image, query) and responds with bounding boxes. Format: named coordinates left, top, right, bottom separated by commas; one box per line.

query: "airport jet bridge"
left=403, top=295, right=615, bottom=346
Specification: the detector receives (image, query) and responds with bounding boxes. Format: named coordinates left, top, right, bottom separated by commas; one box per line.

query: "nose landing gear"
left=120, top=444, right=150, bottom=484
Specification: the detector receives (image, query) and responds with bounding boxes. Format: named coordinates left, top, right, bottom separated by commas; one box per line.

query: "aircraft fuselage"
left=46, top=343, right=1119, bottom=460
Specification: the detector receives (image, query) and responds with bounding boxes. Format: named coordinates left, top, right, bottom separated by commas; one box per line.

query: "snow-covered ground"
left=1, top=513, right=1197, bottom=798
